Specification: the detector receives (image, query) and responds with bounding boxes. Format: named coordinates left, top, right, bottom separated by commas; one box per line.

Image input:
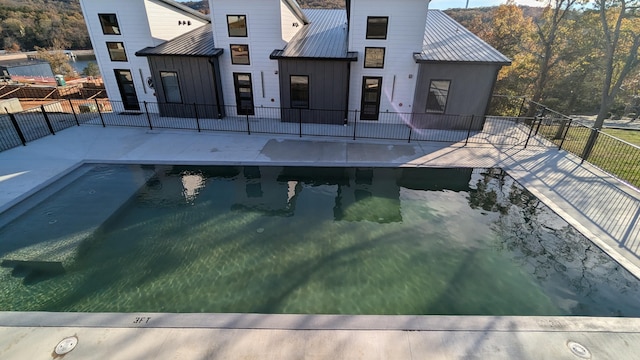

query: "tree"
left=583, top=0, right=640, bottom=158
left=527, top=0, right=583, bottom=115
left=82, top=62, right=100, bottom=78
left=35, top=40, right=75, bottom=77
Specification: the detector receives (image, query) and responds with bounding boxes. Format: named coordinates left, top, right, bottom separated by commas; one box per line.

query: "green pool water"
left=0, top=165, right=639, bottom=316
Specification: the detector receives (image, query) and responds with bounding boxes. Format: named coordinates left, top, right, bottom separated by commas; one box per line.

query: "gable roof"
left=155, top=0, right=210, bottom=23
left=136, top=24, right=222, bottom=57
left=414, top=10, right=511, bottom=65
left=270, top=9, right=357, bottom=61
left=282, top=0, right=310, bottom=25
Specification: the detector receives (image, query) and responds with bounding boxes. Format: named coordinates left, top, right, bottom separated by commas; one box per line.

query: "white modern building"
left=80, top=0, right=510, bottom=129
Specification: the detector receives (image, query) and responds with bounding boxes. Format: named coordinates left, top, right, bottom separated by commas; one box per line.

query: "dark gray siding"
left=147, top=56, right=223, bottom=118
left=411, top=63, right=500, bottom=130
left=277, top=59, right=350, bottom=124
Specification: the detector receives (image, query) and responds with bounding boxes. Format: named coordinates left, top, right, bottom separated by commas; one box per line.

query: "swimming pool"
left=0, top=164, right=639, bottom=316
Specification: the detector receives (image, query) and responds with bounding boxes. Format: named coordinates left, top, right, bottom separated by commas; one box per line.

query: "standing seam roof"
left=417, top=10, right=511, bottom=65
left=270, top=9, right=357, bottom=60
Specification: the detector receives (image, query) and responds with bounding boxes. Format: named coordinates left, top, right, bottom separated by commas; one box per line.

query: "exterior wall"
left=147, top=56, right=223, bottom=118
left=210, top=0, right=302, bottom=115
left=347, top=0, right=429, bottom=122
left=144, top=0, right=209, bottom=45
left=277, top=59, right=350, bottom=124
left=280, top=1, right=304, bottom=43
left=411, top=62, right=501, bottom=130
left=79, top=0, right=208, bottom=107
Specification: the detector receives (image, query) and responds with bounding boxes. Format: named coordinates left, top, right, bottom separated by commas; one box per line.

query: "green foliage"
left=82, top=62, right=100, bottom=78
left=0, top=0, right=90, bottom=51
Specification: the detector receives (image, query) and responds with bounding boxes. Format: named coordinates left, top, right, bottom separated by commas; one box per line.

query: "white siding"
left=209, top=0, right=286, bottom=114
left=280, top=0, right=304, bottom=43
left=348, top=0, right=429, bottom=122
left=80, top=0, right=208, bottom=106
left=145, top=0, right=208, bottom=45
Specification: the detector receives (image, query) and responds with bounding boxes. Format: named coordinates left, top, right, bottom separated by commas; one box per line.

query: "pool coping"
left=2, top=312, right=640, bottom=332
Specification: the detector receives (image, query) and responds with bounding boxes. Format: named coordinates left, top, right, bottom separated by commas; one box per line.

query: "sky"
left=429, top=0, right=546, bottom=9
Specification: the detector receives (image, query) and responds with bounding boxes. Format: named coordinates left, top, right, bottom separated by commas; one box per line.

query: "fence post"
left=558, top=118, right=572, bottom=150
left=41, top=105, right=55, bottom=135
left=7, top=111, right=27, bottom=146
left=246, top=114, right=251, bottom=135
left=353, top=110, right=358, bottom=140
left=408, top=125, right=413, bottom=143
left=299, top=108, right=302, bottom=138
left=193, top=103, right=201, bottom=132
left=68, top=99, right=79, bottom=126
left=465, top=115, right=475, bottom=146
left=94, top=99, right=106, bottom=127
left=144, top=101, right=153, bottom=130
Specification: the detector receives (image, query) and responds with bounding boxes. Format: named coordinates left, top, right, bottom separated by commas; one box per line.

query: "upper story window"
left=227, top=15, right=247, bottom=37
left=160, top=71, right=183, bottom=103
left=290, top=75, right=309, bottom=109
left=366, top=17, right=388, bottom=40
left=230, top=44, right=250, bottom=65
left=364, top=47, right=385, bottom=68
left=99, top=14, right=121, bottom=35
left=106, top=42, right=127, bottom=62
left=426, top=80, right=451, bottom=113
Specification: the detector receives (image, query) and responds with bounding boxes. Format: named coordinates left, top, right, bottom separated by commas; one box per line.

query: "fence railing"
left=0, top=98, right=563, bottom=154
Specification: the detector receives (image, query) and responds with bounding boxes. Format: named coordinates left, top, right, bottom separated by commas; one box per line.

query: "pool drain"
left=54, top=336, right=78, bottom=356
left=567, top=340, right=591, bottom=359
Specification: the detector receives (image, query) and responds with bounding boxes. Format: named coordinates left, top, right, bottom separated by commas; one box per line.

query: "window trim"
left=106, top=41, right=128, bottom=62
left=230, top=44, right=250, bottom=65
left=290, top=75, right=309, bottom=109
left=364, top=47, right=385, bottom=69
left=227, top=15, right=247, bottom=37
left=159, top=71, right=183, bottom=104
left=366, top=16, right=389, bottom=40
left=425, top=79, right=451, bottom=114
left=99, top=13, right=121, bottom=35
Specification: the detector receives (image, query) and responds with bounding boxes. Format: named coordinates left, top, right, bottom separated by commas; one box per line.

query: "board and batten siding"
left=277, top=59, right=350, bottom=124
left=148, top=56, right=223, bottom=118
left=347, top=0, right=428, bottom=122
left=209, top=0, right=304, bottom=114
left=79, top=0, right=208, bottom=106
left=411, top=63, right=501, bottom=130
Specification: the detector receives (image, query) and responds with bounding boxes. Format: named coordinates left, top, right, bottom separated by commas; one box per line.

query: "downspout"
left=345, top=61, right=351, bottom=124
left=209, top=56, right=224, bottom=119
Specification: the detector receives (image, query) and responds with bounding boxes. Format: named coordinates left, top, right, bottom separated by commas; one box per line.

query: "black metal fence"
left=1, top=98, right=557, bottom=154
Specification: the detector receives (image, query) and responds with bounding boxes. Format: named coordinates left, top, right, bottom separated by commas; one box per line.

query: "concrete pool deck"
left=1, top=126, right=640, bottom=359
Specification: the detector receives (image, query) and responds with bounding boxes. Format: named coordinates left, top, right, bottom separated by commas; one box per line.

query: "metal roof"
left=136, top=24, right=222, bottom=57
left=156, top=0, right=210, bottom=23
left=415, top=10, right=511, bottom=65
left=270, top=9, right=357, bottom=61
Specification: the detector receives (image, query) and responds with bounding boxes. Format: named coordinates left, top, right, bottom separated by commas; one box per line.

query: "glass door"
left=233, top=73, right=255, bottom=116
left=360, top=77, right=382, bottom=120
left=114, top=69, right=140, bottom=111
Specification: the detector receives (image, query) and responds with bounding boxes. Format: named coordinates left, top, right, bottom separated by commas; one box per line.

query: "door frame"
left=233, top=72, right=255, bottom=116
left=360, top=76, right=382, bottom=120
left=113, top=69, right=140, bottom=111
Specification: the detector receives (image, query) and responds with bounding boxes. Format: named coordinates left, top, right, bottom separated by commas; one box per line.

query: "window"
left=227, top=15, right=247, bottom=37
left=290, top=75, right=309, bottom=109
left=106, top=42, right=127, bottom=61
left=364, top=47, right=385, bottom=68
left=99, top=14, right=121, bottom=35
left=160, top=71, right=182, bottom=103
left=366, top=17, right=388, bottom=40
left=426, top=80, right=451, bottom=113
left=230, top=44, right=250, bottom=65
